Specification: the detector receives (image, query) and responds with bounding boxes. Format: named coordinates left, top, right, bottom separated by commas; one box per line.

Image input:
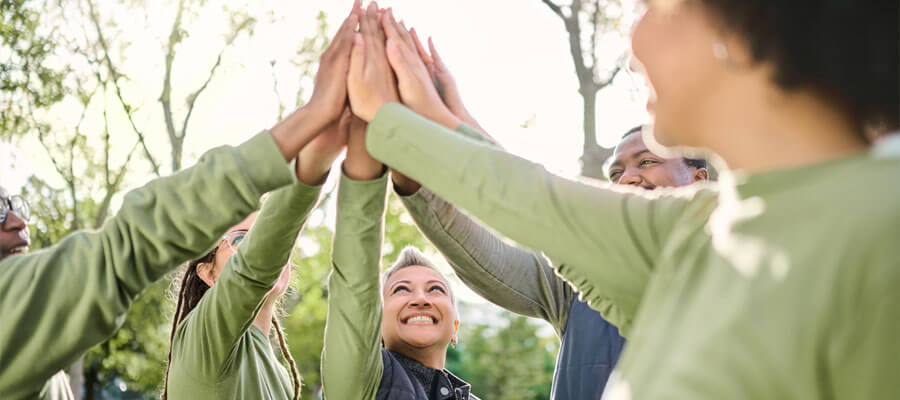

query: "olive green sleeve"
left=400, top=187, right=574, bottom=335
left=321, top=171, right=389, bottom=400
left=366, top=103, right=706, bottom=334
left=174, top=179, right=322, bottom=376
left=0, top=132, right=294, bottom=397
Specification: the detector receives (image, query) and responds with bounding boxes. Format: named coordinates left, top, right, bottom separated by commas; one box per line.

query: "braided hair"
left=161, top=248, right=302, bottom=400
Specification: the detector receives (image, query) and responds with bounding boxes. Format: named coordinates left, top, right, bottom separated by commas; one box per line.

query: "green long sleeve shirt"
left=365, top=103, right=900, bottom=400
left=321, top=171, right=389, bottom=400
left=166, top=179, right=322, bottom=399
left=0, top=132, right=295, bottom=400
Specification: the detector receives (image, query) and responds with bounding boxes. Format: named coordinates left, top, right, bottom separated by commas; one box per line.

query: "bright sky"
left=1, top=0, right=649, bottom=314
left=2, top=0, right=649, bottom=190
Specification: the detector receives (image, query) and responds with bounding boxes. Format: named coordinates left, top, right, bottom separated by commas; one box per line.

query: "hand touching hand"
left=296, top=107, right=352, bottom=185
left=269, top=2, right=360, bottom=160
left=347, top=2, right=399, bottom=122
left=380, top=10, right=461, bottom=129
left=306, top=1, right=362, bottom=124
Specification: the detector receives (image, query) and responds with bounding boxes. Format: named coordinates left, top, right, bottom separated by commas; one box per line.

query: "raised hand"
left=307, top=0, right=362, bottom=123
left=347, top=1, right=399, bottom=122
left=295, top=107, right=352, bottom=185
left=269, top=2, right=360, bottom=160
left=380, top=10, right=461, bottom=129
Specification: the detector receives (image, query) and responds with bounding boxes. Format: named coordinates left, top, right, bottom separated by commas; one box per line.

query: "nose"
left=2, top=211, right=26, bottom=231
left=618, top=169, right=643, bottom=187
left=409, top=292, right=432, bottom=308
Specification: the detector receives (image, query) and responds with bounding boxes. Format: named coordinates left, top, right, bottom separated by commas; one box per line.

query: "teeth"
left=407, top=316, right=434, bottom=324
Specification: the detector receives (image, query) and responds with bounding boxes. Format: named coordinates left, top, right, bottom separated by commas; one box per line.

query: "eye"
left=231, top=236, right=244, bottom=246
left=392, top=285, right=411, bottom=294
left=639, top=159, right=659, bottom=167
left=608, top=171, right=623, bottom=181
left=429, top=285, right=446, bottom=294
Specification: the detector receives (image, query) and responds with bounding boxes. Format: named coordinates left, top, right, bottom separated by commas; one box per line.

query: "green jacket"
left=364, top=102, right=900, bottom=400
left=0, top=132, right=295, bottom=399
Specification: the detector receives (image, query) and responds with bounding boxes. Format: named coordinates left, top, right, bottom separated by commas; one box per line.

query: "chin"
left=400, top=333, right=445, bottom=349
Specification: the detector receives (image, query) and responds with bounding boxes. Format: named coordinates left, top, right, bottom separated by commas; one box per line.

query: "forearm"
left=179, top=179, right=323, bottom=373
left=321, top=171, right=388, bottom=400
left=269, top=105, right=332, bottom=161
left=366, top=103, right=710, bottom=335
left=401, top=187, right=573, bottom=332
left=0, top=131, right=294, bottom=392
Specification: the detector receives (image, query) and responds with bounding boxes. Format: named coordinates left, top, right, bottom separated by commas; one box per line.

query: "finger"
left=409, top=28, right=433, bottom=65
left=333, top=12, right=360, bottom=51
left=428, top=37, right=448, bottom=71
left=388, top=11, right=415, bottom=53
left=380, top=9, right=404, bottom=46
left=349, top=32, right=365, bottom=79
left=397, top=21, right=416, bottom=51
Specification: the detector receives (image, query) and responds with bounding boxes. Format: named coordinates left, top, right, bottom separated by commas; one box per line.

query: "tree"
left=448, top=313, right=558, bottom=400
left=539, top=0, right=629, bottom=178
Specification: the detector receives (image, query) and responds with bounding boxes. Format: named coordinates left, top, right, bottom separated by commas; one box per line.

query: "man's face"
left=607, top=133, right=706, bottom=189
left=0, top=186, right=30, bottom=261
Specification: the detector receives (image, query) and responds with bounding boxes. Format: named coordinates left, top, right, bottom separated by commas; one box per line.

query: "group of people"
left=1, top=0, right=897, bottom=399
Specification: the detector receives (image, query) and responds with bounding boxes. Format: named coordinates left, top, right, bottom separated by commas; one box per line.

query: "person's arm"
left=399, top=187, right=574, bottom=335
left=367, top=104, right=716, bottom=334
left=0, top=132, right=294, bottom=394
left=321, top=171, right=389, bottom=400
left=177, top=179, right=322, bottom=375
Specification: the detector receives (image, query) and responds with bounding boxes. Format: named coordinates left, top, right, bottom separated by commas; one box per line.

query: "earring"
left=712, top=41, right=729, bottom=61
left=450, top=340, right=457, bottom=349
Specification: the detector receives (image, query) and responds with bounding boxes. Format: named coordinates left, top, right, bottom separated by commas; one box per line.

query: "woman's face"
left=630, top=0, right=727, bottom=148
left=381, top=266, right=459, bottom=353
left=198, top=212, right=257, bottom=286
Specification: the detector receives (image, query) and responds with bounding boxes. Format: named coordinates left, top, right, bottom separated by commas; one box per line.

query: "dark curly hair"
left=699, top=0, right=898, bottom=137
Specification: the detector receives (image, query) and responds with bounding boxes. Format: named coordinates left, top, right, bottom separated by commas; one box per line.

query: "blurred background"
left=1, top=0, right=649, bottom=398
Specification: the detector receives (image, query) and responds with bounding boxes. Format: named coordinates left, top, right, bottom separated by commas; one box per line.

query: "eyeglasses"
left=221, top=230, right=247, bottom=251
left=0, top=195, right=30, bottom=225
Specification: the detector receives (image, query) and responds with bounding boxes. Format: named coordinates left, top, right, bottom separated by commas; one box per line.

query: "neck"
left=697, top=79, right=868, bottom=174
left=252, top=294, right=278, bottom=334
left=388, top=343, right=447, bottom=370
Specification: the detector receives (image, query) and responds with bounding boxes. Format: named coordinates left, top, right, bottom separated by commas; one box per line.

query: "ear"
left=196, top=262, right=217, bottom=287
left=693, top=168, right=709, bottom=182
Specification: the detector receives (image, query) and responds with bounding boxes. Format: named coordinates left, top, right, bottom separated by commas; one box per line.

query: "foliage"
left=0, top=0, right=68, bottom=137
left=449, top=314, right=558, bottom=400
left=5, top=1, right=565, bottom=398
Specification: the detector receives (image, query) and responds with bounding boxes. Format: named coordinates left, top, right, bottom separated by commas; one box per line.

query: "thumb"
left=349, top=33, right=365, bottom=80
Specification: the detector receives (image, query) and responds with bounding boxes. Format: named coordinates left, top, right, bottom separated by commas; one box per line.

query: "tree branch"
left=540, top=0, right=565, bottom=18
left=84, top=0, right=161, bottom=177
left=160, top=0, right=188, bottom=170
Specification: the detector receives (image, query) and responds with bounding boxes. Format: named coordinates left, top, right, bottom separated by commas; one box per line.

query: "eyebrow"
left=390, top=280, right=411, bottom=290
left=610, top=149, right=653, bottom=171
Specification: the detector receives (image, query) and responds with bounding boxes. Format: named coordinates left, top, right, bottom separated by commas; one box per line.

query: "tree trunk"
left=580, top=87, right=614, bottom=179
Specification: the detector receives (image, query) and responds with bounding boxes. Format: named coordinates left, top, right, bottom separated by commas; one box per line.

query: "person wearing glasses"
left=347, top=3, right=898, bottom=400
left=161, top=106, right=351, bottom=400
left=0, top=3, right=359, bottom=398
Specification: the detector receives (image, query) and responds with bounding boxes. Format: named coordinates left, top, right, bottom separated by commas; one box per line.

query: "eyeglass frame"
left=0, top=194, right=30, bottom=225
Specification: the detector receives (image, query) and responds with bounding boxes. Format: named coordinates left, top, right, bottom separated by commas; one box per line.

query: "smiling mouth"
left=5, top=246, right=28, bottom=255
left=402, top=315, right=438, bottom=325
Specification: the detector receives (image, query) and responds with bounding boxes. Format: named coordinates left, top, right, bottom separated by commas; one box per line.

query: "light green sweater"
left=0, top=132, right=295, bottom=399
left=165, top=179, right=321, bottom=399
left=365, top=103, right=900, bottom=399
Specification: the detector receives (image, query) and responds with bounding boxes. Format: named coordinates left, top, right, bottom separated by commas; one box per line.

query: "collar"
left=390, top=350, right=472, bottom=399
